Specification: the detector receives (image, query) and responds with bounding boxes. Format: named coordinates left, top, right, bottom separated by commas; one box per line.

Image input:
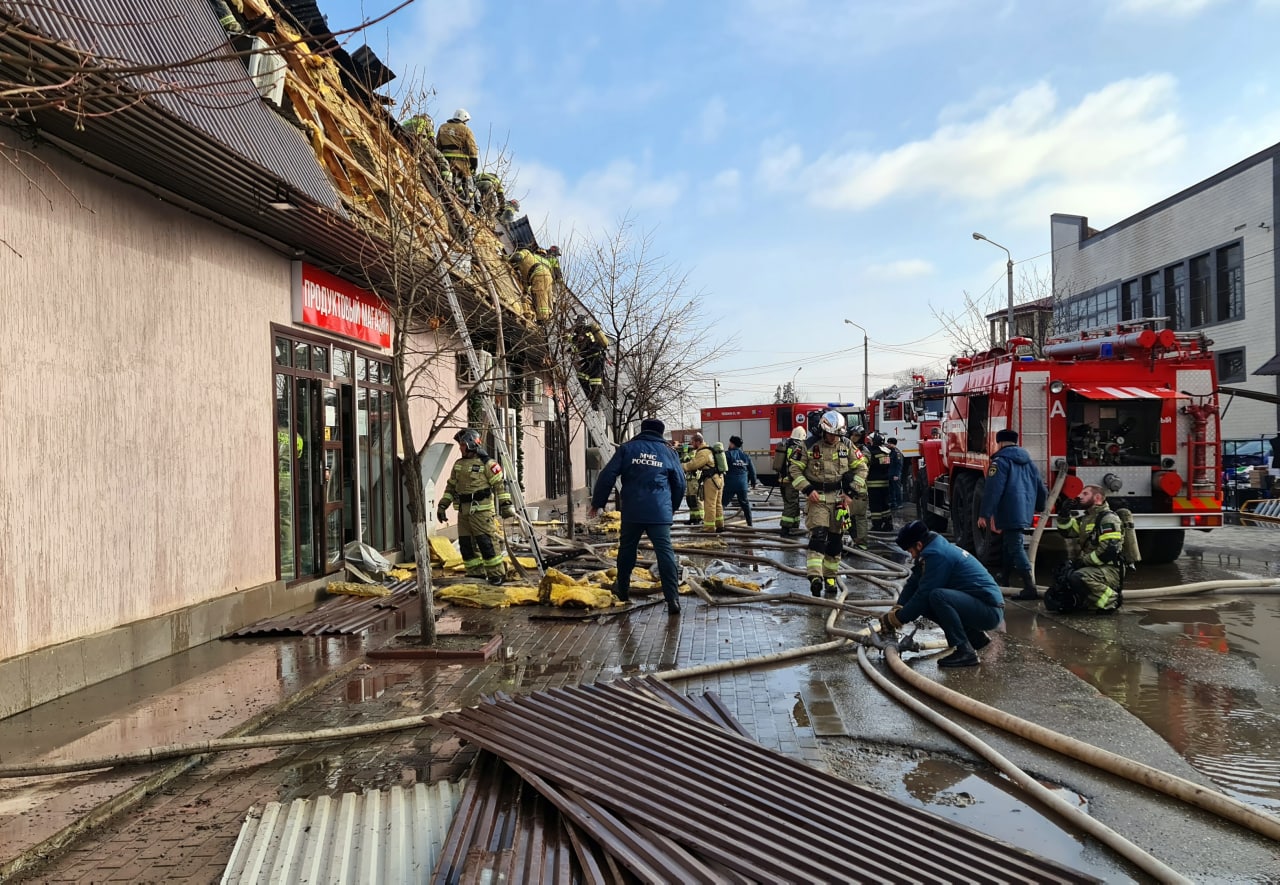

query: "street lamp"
left=790, top=366, right=802, bottom=401
left=842, top=319, right=869, bottom=407
left=713, top=378, right=719, bottom=408
left=973, top=232, right=1014, bottom=344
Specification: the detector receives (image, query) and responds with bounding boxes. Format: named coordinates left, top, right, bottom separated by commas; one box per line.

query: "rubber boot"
left=1014, top=570, right=1038, bottom=601
left=743, top=503, right=753, bottom=527
left=809, top=577, right=823, bottom=597
left=824, top=577, right=837, bottom=595
left=938, top=643, right=980, bottom=668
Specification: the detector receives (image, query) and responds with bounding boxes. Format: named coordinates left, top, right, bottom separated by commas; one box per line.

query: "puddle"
left=831, top=750, right=1110, bottom=880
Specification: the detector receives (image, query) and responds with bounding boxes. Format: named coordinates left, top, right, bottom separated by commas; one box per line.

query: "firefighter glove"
left=437, top=506, right=449, bottom=523
left=500, top=504, right=516, bottom=519
left=879, top=606, right=904, bottom=636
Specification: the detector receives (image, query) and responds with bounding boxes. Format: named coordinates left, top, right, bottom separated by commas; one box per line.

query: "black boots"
left=1014, top=570, right=1038, bottom=601
left=809, top=577, right=823, bottom=597
left=938, top=644, right=980, bottom=668
left=970, top=632, right=991, bottom=651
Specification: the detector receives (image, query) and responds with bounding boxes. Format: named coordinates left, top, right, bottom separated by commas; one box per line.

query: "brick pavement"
left=17, top=582, right=842, bottom=884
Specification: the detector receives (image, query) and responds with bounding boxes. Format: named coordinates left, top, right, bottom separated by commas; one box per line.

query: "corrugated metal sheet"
left=221, top=781, right=466, bottom=885
left=438, top=680, right=1100, bottom=884
left=7, top=0, right=338, bottom=208
left=229, top=580, right=416, bottom=637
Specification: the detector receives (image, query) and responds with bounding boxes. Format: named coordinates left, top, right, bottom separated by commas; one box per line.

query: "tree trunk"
left=413, top=517, right=436, bottom=645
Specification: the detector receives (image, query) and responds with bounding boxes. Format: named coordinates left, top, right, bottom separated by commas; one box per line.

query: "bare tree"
left=931, top=265, right=1066, bottom=355
left=568, top=215, right=735, bottom=440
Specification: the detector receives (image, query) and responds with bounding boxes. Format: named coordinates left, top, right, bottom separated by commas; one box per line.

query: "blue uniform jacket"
left=591, top=430, right=686, bottom=524
left=979, top=445, right=1048, bottom=531
left=897, top=534, right=1003, bottom=622
left=724, top=447, right=757, bottom=488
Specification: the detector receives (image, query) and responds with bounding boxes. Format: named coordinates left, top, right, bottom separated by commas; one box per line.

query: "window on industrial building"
left=1165, top=264, right=1186, bottom=330
left=1216, top=243, right=1243, bottom=323
left=1121, top=279, right=1137, bottom=321
left=1141, top=271, right=1164, bottom=325
left=1189, top=253, right=1212, bottom=327
left=1217, top=348, right=1246, bottom=383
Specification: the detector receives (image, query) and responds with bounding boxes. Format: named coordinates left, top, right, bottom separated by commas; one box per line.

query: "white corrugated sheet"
left=221, top=781, right=466, bottom=884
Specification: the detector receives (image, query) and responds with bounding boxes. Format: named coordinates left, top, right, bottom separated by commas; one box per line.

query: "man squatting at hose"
left=880, top=520, right=1006, bottom=668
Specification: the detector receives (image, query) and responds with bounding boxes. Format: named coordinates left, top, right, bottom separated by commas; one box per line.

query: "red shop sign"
left=292, top=262, right=392, bottom=348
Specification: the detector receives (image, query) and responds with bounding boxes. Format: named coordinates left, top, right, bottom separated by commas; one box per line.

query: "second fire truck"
left=918, top=327, right=1223, bottom=564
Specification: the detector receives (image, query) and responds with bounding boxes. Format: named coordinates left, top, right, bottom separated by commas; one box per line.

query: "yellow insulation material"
left=428, top=535, right=463, bottom=569
left=327, top=581, right=392, bottom=598
left=703, top=575, right=763, bottom=593
left=437, top=582, right=541, bottom=608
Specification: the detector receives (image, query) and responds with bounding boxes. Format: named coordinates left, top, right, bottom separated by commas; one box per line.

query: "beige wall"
left=0, top=138, right=288, bottom=660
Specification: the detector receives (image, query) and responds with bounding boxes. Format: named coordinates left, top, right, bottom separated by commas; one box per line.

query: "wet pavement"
left=3, top=517, right=1280, bottom=882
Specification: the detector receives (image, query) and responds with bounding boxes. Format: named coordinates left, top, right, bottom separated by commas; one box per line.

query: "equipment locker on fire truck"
left=918, top=328, right=1223, bottom=565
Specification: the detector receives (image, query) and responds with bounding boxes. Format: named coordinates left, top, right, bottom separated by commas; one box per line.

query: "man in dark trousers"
left=722, top=435, right=758, bottom=525
left=977, top=429, right=1048, bottom=600
left=880, top=521, right=1005, bottom=667
left=589, top=418, right=686, bottom=614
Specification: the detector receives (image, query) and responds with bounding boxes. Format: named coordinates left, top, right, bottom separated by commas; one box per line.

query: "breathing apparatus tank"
left=711, top=441, right=728, bottom=475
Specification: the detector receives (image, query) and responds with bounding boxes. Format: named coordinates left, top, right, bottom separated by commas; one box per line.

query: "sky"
left=323, top=0, right=1280, bottom=423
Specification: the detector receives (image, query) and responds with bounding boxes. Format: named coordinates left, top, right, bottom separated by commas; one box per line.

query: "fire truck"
left=700, top=402, right=830, bottom=486
left=828, top=378, right=947, bottom=497
left=918, top=328, right=1223, bottom=565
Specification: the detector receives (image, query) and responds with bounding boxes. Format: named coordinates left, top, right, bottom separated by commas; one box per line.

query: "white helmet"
left=790, top=425, right=808, bottom=441
left=452, top=108, right=471, bottom=123
left=818, top=410, right=845, bottom=436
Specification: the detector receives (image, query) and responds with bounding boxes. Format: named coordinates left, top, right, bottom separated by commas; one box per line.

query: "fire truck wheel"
left=952, top=472, right=977, bottom=552
left=1137, top=529, right=1185, bottom=565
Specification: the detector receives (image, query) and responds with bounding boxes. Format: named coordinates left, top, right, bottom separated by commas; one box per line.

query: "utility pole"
left=973, top=232, right=1014, bottom=343
left=843, top=319, right=869, bottom=406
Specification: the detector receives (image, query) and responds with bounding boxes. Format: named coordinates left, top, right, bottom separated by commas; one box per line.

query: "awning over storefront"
left=1068, top=385, right=1185, bottom=400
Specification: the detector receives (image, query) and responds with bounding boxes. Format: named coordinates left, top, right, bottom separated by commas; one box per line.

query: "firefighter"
left=437, top=428, right=516, bottom=584
left=865, top=431, right=894, bottom=533
left=499, top=198, right=521, bottom=225
left=977, top=428, right=1048, bottom=600
left=789, top=410, right=865, bottom=595
left=678, top=442, right=702, bottom=525
left=845, top=424, right=871, bottom=549
left=544, top=245, right=563, bottom=281
left=509, top=249, right=554, bottom=323
left=774, top=425, right=808, bottom=536
left=683, top=433, right=724, bottom=532
left=474, top=170, right=505, bottom=217
left=1055, top=484, right=1125, bottom=612
left=435, top=109, right=478, bottom=200
left=570, top=315, right=609, bottom=408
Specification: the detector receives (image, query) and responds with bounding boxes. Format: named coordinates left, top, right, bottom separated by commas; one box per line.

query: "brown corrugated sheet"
left=229, top=580, right=415, bottom=636
left=436, top=679, right=1099, bottom=884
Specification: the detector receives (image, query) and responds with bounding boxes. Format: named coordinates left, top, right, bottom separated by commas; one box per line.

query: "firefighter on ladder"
left=570, top=315, right=608, bottom=408
left=510, top=249, right=554, bottom=324
left=789, top=410, right=866, bottom=595
left=437, top=429, right=515, bottom=585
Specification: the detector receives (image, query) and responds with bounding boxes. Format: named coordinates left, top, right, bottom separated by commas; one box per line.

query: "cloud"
left=698, top=168, right=741, bottom=215
left=865, top=259, right=935, bottom=281
left=732, top=0, right=970, bottom=63
left=687, top=96, right=728, bottom=143
left=1112, top=0, right=1225, bottom=16
left=512, top=158, right=684, bottom=242
left=388, top=0, right=488, bottom=109
left=767, top=75, right=1184, bottom=227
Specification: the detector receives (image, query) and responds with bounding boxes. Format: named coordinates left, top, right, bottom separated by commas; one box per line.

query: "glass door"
left=322, top=383, right=345, bottom=573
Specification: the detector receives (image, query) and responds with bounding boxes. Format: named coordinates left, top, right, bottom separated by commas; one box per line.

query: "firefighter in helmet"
left=774, top=424, right=808, bottom=536
left=435, top=108, right=478, bottom=201
left=509, top=249, right=554, bottom=324
left=845, top=425, right=871, bottom=549
left=789, top=410, right=866, bottom=595
left=683, top=432, right=723, bottom=532
left=437, top=428, right=516, bottom=584
left=865, top=431, right=894, bottom=533
left=570, top=315, right=609, bottom=408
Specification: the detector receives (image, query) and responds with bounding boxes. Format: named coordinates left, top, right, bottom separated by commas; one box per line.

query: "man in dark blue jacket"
left=880, top=521, right=1005, bottom=667
left=977, top=429, right=1048, bottom=601
left=721, top=435, right=758, bottom=525
left=589, top=418, right=686, bottom=613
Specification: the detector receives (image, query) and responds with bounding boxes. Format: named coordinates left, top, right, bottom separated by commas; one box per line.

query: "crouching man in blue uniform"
left=879, top=521, right=1005, bottom=668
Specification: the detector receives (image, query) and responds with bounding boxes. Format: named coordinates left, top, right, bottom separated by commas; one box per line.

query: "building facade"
left=1050, top=145, right=1280, bottom=440
left=0, top=0, right=585, bottom=716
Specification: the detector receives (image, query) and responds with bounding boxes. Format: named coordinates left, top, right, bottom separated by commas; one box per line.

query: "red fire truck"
left=918, top=329, right=1223, bottom=564
left=700, top=402, right=830, bottom=486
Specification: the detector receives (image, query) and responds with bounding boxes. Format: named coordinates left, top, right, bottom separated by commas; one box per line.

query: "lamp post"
left=790, top=366, right=802, bottom=401
left=842, top=319, right=868, bottom=407
left=973, top=232, right=1014, bottom=344
left=713, top=378, right=719, bottom=408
